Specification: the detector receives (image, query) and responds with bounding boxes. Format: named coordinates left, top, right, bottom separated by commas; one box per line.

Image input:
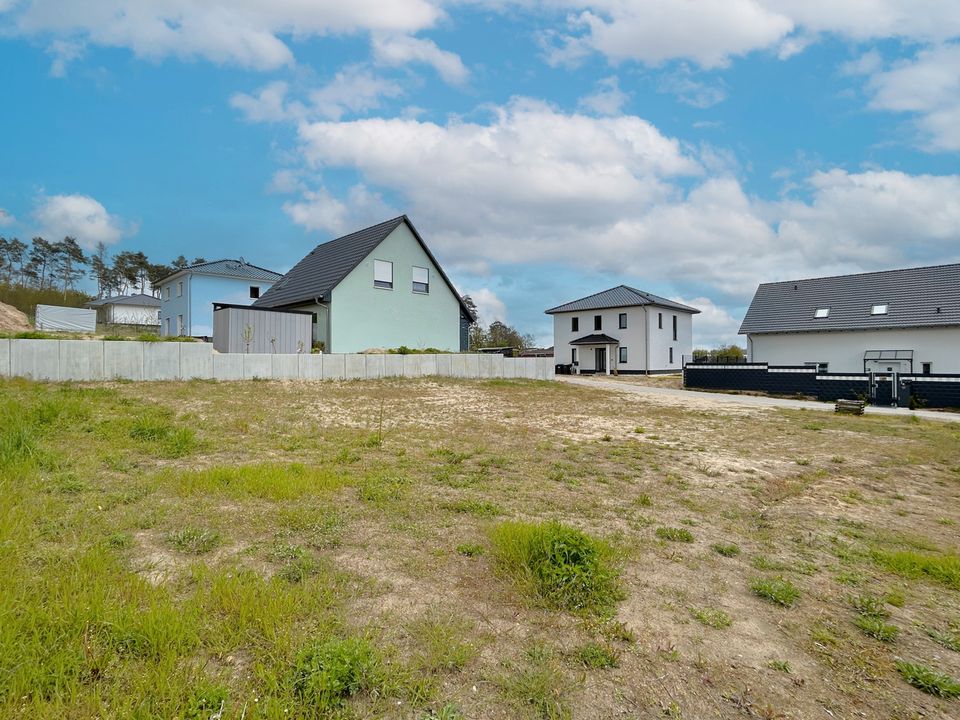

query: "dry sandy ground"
left=0, top=300, right=30, bottom=331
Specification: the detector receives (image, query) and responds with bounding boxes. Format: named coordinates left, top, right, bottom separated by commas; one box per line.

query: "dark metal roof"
left=159, top=259, right=282, bottom=284
left=85, top=293, right=160, bottom=308
left=739, top=263, right=960, bottom=335
left=253, top=215, right=475, bottom=320
left=545, top=285, right=700, bottom=314
left=570, top=333, right=621, bottom=345
left=212, top=302, right=314, bottom=315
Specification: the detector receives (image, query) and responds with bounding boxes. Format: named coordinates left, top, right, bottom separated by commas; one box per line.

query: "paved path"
left=558, top=375, right=960, bottom=423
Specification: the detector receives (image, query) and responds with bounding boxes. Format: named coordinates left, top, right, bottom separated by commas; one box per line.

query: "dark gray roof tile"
left=546, top=285, right=700, bottom=314
left=739, top=263, right=960, bottom=334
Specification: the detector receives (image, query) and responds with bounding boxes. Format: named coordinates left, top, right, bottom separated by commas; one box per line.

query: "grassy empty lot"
left=2, top=376, right=959, bottom=719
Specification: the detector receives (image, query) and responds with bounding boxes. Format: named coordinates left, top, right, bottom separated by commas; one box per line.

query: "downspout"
left=186, top=271, right=192, bottom=337
left=643, top=306, right=650, bottom=375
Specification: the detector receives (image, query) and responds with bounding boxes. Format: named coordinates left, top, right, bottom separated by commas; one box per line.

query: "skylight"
left=814, top=307, right=829, bottom=318
left=871, top=304, right=888, bottom=315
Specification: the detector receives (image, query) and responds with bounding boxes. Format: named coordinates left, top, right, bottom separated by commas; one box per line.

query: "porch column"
left=607, top=343, right=612, bottom=375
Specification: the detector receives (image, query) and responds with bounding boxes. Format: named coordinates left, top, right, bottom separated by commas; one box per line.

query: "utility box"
left=212, top=303, right=313, bottom=354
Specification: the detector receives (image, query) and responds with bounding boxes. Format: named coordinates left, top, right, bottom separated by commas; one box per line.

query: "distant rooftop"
left=85, top=293, right=160, bottom=308
left=160, top=258, right=282, bottom=284
left=546, top=285, right=700, bottom=314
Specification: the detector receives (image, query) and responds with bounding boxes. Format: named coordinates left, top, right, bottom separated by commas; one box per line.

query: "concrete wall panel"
left=143, top=343, right=180, bottom=381
left=322, top=353, right=346, bottom=380
left=503, top=357, right=520, bottom=379
left=383, top=354, right=403, bottom=377
left=402, top=354, right=420, bottom=378
left=450, top=354, right=467, bottom=378
left=345, top=354, right=366, bottom=380
left=271, top=354, right=300, bottom=380
left=104, top=341, right=143, bottom=380
left=435, top=354, right=452, bottom=377
left=420, top=354, right=438, bottom=376
left=465, top=353, right=480, bottom=378
left=242, top=354, right=272, bottom=380
left=11, top=339, right=60, bottom=380
left=60, top=340, right=105, bottom=381
left=299, top=354, right=323, bottom=380
left=0, top=339, right=10, bottom=377
left=365, top=353, right=385, bottom=379
left=213, top=353, right=243, bottom=381
left=490, top=354, right=505, bottom=378
left=180, top=343, right=214, bottom=380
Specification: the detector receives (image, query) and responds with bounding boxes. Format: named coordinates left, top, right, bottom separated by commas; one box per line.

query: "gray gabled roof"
left=739, top=263, right=960, bottom=335
left=254, top=215, right=475, bottom=320
left=545, top=285, right=700, bottom=315
left=570, top=333, right=621, bottom=345
left=158, top=259, right=282, bottom=284
left=85, top=293, right=160, bottom=308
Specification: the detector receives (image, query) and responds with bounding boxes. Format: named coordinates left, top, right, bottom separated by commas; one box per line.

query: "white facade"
left=102, top=303, right=160, bottom=326
left=552, top=305, right=694, bottom=373
left=747, top=326, right=960, bottom=374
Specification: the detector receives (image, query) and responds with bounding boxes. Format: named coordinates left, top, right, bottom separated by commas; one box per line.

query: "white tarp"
left=35, top=304, right=97, bottom=333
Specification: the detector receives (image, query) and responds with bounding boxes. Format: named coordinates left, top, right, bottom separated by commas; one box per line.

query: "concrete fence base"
left=0, top=339, right=555, bottom=383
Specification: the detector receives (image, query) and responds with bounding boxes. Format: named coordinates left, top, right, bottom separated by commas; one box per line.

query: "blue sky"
left=1, top=1, right=959, bottom=346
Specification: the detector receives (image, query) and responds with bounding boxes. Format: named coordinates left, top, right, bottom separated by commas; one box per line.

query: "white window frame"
left=374, top=259, right=393, bottom=289
left=871, top=304, right=888, bottom=315
left=164, top=285, right=170, bottom=301
left=177, top=314, right=184, bottom=335
left=814, top=307, right=829, bottom=318
left=619, top=313, right=627, bottom=329
left=412, top=266, right=429, bottom=294
left=571, top=348, right=577, bottom=364
left=177, top=281, right=183, bottom=298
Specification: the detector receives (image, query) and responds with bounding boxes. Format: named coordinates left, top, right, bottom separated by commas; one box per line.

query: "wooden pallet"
left=835, top=399, right=865, bottom=415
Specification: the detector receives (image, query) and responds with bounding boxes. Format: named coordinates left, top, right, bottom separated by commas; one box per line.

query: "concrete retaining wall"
left=0, top=339, right=555, bottom=383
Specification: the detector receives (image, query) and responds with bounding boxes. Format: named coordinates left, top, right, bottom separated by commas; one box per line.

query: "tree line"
left=461, top=295, right=537, bottom=350
left=0, top=236, right=206, bottom=299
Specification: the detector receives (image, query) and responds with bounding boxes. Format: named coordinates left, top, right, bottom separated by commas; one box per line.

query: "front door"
left=595, top=347, right=606, bottom=373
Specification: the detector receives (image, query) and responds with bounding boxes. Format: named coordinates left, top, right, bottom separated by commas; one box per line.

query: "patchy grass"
left=167, top=527, right=221, bottom=554
left=573, top=642, right=619, bottom=669
left=750, top=577, right=800, bottom=607
left=872, top=549, right=960, bottom=591
left=895, top=661, right=960, bottom=698
left=290, top=637, right=380, bottom=710
left=690, top=607, right=732, bottom=629
left=655, top=527, right=694, bottom=543
left=711, top=542, right=740, bottom=557
left=854, top=616, right=899, bottom=642
left=490, top=521, right=622, bottom=614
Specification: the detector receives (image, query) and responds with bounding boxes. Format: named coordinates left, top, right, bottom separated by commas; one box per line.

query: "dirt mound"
left=0, top=300, right=31, bottom=332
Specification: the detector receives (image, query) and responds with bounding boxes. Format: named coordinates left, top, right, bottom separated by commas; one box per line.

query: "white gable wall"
left=747, top=327, right=960, bottom=373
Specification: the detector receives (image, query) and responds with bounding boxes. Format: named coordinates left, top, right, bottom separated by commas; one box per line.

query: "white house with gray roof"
left=85, top=293, right=160, bottom=326
left=254, top=216, right=474, bottom=353
left=546, top=286, right=700, bottom=374
left=159, top=259, right=282, bottom=337
left=740, top=263, right=960, bottom=374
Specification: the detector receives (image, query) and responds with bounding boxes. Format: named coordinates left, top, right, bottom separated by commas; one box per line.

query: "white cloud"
left=282, top=184, right=396, bottom=236
left=231, top=68, right=403, bottom=123
left=577, top=76, right=628, bottom=115
left=464, top=287, right=508, bottom=326
left=657, top=66, right=727, bottom=108
left=372, top=34, right=469, bottom=85
left=32, top=193, right=135, bottom=249
left=0, top=208, right=15, bottom=227
left=672, top=296, right=743, bottom=348
left=864, top=43, right=960, bottom=152
left=46, top=38, right=84, bottom=77
left=6, top=0, right=443, bottom=70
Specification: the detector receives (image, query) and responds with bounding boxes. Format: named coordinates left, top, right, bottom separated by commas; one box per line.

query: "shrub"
left=711, top=542, right=740, bottom=557
left=655, top=527, right=694, bottom=543
left=895, top=660, right=960, bottom=698
left=750, top=577, right=800, bottom=607
left=490, top=520, right=622, bottom=613
left=291, top=637, right=379, bottom=709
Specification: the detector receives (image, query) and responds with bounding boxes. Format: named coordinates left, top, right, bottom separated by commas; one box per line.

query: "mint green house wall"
left=329, top=223, right=461, bottom=353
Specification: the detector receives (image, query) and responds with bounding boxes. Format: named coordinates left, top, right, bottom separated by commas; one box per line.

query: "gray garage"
left=212, top=303, right=313, bottom=354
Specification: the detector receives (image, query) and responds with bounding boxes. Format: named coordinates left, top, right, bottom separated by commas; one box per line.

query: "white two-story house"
left=546, top=286, right=700, bottom=374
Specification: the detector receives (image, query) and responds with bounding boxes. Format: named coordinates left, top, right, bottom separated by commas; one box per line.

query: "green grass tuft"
left=895, top=660, right=960, bottom=698
left=456, top=543, right=485, bottom=557
left=750, top=577, right=800, bottom=607
left=490, top=520, right=622, bottom=614
left=291, top=637, right=380, bottom=710
left=655, top=526, right=694, bottom=543
left=573, top=642, right=619, bottom=668
left=171, top=463, right=345, bottom=501
left=873, top=549, right=960, bottom=590
left=854, top=616, right=899, bottom=642
left=711, top=542, right=740, bottom=557
left=690, top=607, right=732, bottom=629
left=168, top=527, right=221, bottom=555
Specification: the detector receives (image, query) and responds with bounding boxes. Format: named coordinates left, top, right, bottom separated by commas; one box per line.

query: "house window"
left=177, top=281, right=183, bottom=298
left=374, top=259, right=393, bottom=289
left=814, top=307, right=829, bottom=318
left=619, top=313, right=627, bottom=329
left=177, top=314, right=184, bottom=335
left=164, top=285, right=170, bottom=301
left=619, top=347, right=628, bottom=363
left=572, top=317, right=579, bottom=332
left=669, top=347, right=674, bottom=364
left=311, top=312, right=318, bottom=324
left=594, top=315, right=602, bottom=331
left=164, top=317, right=170, bottom=335
left=412, top=266, right=429, bottom=293
left=922, top=362, right=932, bottom=375
left=571, top=348, right=578, bottom=364
left=672, top=315, right=678, bottom=341
left=658, top=312, right=663, bottom=329
left=249, top=286, right=260, bottom=299
left=871, top=304, right=888, bottom=315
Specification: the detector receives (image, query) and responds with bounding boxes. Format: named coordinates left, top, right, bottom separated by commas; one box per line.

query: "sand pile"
left=0, top=300, right=31, bottom=332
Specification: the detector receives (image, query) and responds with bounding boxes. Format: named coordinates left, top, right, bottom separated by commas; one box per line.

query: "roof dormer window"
left=871, top=304, right=888, bottom=315
left=814, top=307, right=829, bottom=318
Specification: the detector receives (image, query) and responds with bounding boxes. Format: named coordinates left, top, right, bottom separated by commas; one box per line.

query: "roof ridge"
left=759, top=261, right=960, bottom=287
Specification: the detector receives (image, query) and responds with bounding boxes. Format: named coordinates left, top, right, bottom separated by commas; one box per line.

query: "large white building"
left=546, top=286, right=699, bottom=374
left=740, top=263, right=960, bottom=374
